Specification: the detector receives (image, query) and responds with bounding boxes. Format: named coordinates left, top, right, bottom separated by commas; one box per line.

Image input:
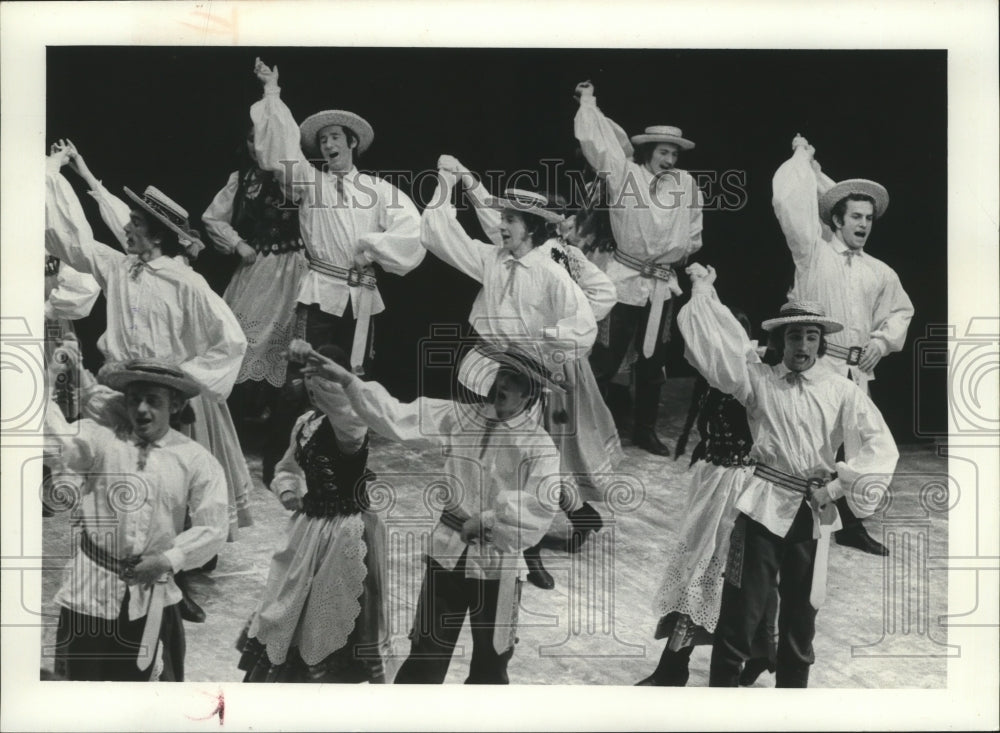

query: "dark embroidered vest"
left=294, top=412, right=374, bottom=517
left=232, top=166, right=305, bottom=256
left=692, top=386, right=754, bottom=468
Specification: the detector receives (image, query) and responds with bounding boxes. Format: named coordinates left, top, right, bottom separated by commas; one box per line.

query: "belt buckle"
left=639, top=263, right=656, bottom=278
left=346, top=268, right=362, bottom=287
left=846, top=346, right=863, bottom=366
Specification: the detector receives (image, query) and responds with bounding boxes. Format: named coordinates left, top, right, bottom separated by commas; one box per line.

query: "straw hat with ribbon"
left=485, top=188, right=565, bottom=224
left=818, top=179, right=889, bottom=227
left=299, top=110, right=375, bottom=158
left=102, top=358, right=202, bottom=399
left=629, top=125, right=695, bottom=150
left=761, top=300, right=844, bottom=335
left=123, top=186, right=205, bottom=259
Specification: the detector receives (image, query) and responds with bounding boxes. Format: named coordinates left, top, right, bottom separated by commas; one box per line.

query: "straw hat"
left=102, top=359, right=201, bottom=398
left=299, top=110, right=374, bottom=157
left=123, top=186, right=205, bottom=258
left=761, top=300, right=843, bottom=335
left=459, top=343, right=567, bottom=398
left=485, top=189, right=565, bottom=224
left=818, top=179, right=889, bottom=226
left=629, top=125, right=695, bottom=150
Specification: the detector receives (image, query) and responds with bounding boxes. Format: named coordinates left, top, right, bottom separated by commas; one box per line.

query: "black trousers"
left=54, top=592, right=184, bottom=681
left=394, top=553, right=515, bottom=685
left=589, top=300, right=672, bottom=430
left=710, top=502, right=818, bottom=688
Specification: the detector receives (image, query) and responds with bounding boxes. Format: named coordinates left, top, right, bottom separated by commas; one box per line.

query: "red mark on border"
left=187, top=688, right=225, bottom=725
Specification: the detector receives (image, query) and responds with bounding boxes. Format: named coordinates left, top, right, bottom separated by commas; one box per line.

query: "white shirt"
left=251, top=88, right=424, bottom=317
left=343, top=378, right=561, bottom=580
left=468, top=183, right=618, bottom=322
left=772, top=148, right=915, bottom=386
left=45, top=401, right=228, bottom=621
left=421, top=196, right=598, bottom=376
left=575, top=95, right=704, bottom=307
left=677, top=282, right=899, bottom=537
left=44, top=166, right=248, bottom=401
left=45, top=261, right=101, bottom=321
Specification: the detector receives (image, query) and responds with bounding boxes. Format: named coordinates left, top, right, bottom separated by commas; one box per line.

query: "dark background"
left=47, top=47, right=947, bottom=443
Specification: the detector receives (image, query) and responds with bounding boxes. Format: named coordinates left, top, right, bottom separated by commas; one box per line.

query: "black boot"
left=564, top=502, right=604, bottom=553
left=523, top=544, right=554, bottom=590
left=835, top=523, right=889, bottom=556
left=175, top=572, right=207, bottom=624
left=738, top=656, right=776, bottom=686
left=633, top=383, right=670, bottom=456
left=635, top=645, right=693, bottom=686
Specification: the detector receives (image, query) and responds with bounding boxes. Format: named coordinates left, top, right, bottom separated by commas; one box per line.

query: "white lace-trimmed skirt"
left=247, top=510, right=387, bottom=670
left=223, top=251, right=307, bottom=387
left=652, top=460, right=747, bottom=635
left=186, top=395, right=254, bottom=540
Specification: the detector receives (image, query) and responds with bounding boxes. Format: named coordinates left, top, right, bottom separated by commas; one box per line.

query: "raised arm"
left=420, top=172, right=493, bottom=282
left=355, top=178, right=425, bottom=275
left=482, top=445, right=561, bottom=554
left=44, top=150, right=121, bottom=286
left=676, top=264, right=758, bottom=406
left=249, top=58, right=314, bottom=203
left=772, top=135, right=825, bottom=268
left=55, top=140, right=132, bottom=251
left=573, top=82, right=630, bottom=195
left=438, top=154, right=502, bottom=246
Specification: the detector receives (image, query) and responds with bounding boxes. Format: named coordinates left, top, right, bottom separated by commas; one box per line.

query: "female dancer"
left=636, top=309, right=776, bottom=686
left=238, top=342, right=387, bottom=683
left=202, top=124, right=308, bottom=483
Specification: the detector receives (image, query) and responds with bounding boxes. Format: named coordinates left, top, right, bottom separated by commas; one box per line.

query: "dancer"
left=637, top=309, right=776, bottom=686
left=202, top=123, right=308, bottom=484
left=302, top=343, right=562, bottom=684
left=250, top=58, right=423, bottom=375
left=773, top=134, right=914, bottom=556
left=574, top=80, right=704, bottom=455
left=45, top=355, right=228, bottom=681
left=46, top=141, right=253, bottom=543
left=438, top=154, right=621, bottom=588
left=237, top=342, right=387, bottom=683
left=422, top=163, right=607, bottom=589
left=677, top=263, right=898, bottom=688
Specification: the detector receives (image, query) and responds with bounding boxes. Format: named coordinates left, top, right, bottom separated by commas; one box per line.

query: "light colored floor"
left=40, top=377, right=949, bottom=686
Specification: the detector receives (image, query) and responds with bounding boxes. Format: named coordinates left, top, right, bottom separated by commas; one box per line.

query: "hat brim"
left=123, top=187, right=205, bottom=259
left=760, top=314, right=844, bottom=335
left=818, top=179, right=889, bottom=226
left=300, top=110, right=374, bottom=157
left=629, top=134, right=695, bottom=150
left=485, top=197, right=565, bottom=224
left=459, top=344, right=567, bottom=397
left=102, top=366, right=201, bottom=399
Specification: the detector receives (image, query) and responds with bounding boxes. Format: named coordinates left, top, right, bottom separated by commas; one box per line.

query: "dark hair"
left=486, top=363, right=542, bottom=415
left=632, top=142, right=656, bottom=166
left=830, top=194, right=876, bottom=230
left=765, top=324, right=828, bottom=359
left=133, top=209, right=186, bottom=259
left=311, top=125, right=360, bottom=168
left=503, top=209, right=549, bottom=248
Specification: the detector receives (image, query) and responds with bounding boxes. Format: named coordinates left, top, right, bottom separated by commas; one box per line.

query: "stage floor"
left=40, top=378, right=950, bottom=686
